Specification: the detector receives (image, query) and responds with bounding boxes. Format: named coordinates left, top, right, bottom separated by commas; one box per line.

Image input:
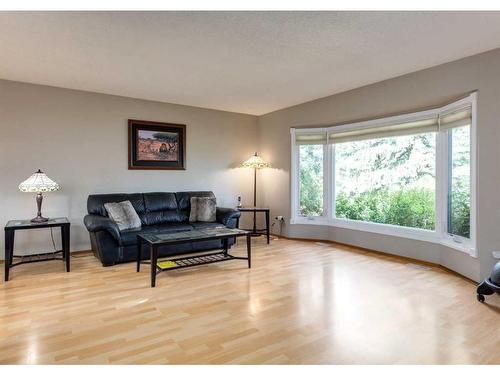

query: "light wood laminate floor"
left=0, top=237, right=499, bottom=364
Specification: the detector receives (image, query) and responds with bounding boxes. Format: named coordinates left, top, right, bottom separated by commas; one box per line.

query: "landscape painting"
left=128, top=119, right=186, bottom=170
left=137, top=130, right=179, bottom=161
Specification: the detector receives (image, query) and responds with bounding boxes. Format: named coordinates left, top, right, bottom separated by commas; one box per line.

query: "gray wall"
left=258, top=48, right=500, bottom=281
left=0, top=80, right=258, bottom=256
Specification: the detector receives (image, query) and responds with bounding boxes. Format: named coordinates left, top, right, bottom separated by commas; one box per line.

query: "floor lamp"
left=240, top=152, right=271, bottom=233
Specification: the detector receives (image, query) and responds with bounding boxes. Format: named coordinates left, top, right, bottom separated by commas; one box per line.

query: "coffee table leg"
left=62, top=225, right=70, bottom=272
left=136, top=237, right=142, bottom=272
left=265, top=210, right=270, bottom=244
left=223, top=238, right=229, bottom=256
left=151, top=244, right=158, bottom=288
left=246, top=234, right=251, bottom=269
left=5, top=229, right=14, bottom=281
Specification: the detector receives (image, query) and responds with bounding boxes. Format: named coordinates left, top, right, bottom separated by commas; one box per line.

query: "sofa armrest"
left=84, top=214, right=120, bottom=242
left=216, top=207, right=241, bottom=227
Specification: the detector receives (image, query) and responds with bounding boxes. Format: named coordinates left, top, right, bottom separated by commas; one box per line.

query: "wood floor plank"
left=0, top=237, right=499, bottom=364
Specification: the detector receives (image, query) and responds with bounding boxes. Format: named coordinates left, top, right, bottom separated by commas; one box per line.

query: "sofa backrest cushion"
left=87, top=191, right=216, bottom=225
left=142, top=192, right=180, bottom=225
left=88, top=193, right=145, bottom=217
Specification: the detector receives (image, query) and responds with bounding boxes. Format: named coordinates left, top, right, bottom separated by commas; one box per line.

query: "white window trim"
left=290, top=93, right=477, bottom=257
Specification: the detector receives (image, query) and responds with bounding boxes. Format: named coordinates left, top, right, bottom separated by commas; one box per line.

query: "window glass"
left=448, top=126, right=471, bottom=238
left=335, top=133, right=436, bottom=230
left=299, top=144, right=324, bottom=216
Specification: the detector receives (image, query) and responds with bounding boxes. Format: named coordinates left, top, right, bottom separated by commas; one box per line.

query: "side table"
left=4, top=217, right=70, bottom=281
left=236, top=207, right=270, bottom=244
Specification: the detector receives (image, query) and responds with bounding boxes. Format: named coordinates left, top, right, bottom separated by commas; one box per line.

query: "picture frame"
left=128, top=119, right=186, bottom=170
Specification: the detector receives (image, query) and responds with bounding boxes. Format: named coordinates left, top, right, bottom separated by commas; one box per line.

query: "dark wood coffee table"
left=136, top=227, right=251, bottom=287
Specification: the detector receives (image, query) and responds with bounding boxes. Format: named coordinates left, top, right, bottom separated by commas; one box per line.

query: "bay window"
left=290, top=93, right=476, bottom=255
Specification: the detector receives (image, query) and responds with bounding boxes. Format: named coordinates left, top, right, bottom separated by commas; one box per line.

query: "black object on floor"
left=476, top=261, right=500, bottom=302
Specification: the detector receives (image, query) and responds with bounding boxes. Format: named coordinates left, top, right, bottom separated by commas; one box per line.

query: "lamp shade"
left=18, top=169, right=60, bottom=193
left=240, top=152, right=271, bottom=169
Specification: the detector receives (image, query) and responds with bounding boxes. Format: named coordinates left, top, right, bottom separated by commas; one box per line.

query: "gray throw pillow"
left=189, top=197, right=216, bottom=222
left=104, top=200, right=142, bottom=231
left=189, top=197, right=199, bottom=222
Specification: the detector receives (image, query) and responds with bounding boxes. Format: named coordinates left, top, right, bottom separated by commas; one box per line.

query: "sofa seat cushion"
left=119, top=223, right=194, bottom=246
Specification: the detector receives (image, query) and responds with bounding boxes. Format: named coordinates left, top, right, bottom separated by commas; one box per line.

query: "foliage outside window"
left=299, top=145, right=323, bottom=216
left=335, top=133, right=436, bottom=230
left=448, top=126, right=471, bottom=238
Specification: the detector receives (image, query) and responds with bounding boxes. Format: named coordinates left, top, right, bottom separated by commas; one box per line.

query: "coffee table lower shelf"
left=139, top=250, right=249, bottom=273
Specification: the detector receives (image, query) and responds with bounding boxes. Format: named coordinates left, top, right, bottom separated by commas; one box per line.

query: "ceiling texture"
left=2, top=11, right=500, bottom=115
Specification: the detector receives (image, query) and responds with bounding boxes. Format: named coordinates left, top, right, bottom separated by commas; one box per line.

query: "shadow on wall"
left=259, top=167, right=289, bottom=234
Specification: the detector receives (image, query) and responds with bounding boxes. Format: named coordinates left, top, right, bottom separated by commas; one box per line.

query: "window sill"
left=439, top=238, right=476, bottom=257
left=290, top=217, right=475, bottom=257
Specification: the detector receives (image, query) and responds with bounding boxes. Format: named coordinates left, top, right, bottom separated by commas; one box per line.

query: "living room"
left=1, top=1, right=499, bottom=371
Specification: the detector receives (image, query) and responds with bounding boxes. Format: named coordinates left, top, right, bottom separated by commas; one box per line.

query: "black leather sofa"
left=83, top=191, right=241, bottom=266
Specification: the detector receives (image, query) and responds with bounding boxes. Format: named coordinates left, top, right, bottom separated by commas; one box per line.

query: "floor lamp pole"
left=253, top=167, right=257, bottom=233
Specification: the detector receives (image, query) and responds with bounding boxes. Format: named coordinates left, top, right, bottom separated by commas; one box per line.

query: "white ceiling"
left=2, top=11, right=500, bottom=115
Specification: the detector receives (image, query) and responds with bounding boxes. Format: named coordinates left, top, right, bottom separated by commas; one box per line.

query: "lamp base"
left=31, top=215, right=49, bottom=223
left=31, top=192, right=49, bottom=222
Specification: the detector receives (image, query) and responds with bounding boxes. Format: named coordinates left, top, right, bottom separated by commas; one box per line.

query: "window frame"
left=290, top=93, right=477, bottom=257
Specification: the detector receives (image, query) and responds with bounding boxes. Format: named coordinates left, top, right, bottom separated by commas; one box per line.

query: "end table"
left=236, top=207, right=270, bottom=244
left=4, top=217, right=70, bottom=281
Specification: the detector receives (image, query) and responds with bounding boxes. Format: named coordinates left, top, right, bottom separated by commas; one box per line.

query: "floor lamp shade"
left=19, top=169, right=60, bottom=222
left=240, top=153, right=271, bottom=235
left=240, top=153, right=271, bottom=170
left=240, top=152, right=271, bottom=206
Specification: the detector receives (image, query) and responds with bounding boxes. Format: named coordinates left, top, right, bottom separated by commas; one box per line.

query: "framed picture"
left=128, top=119, right=186, bottom=170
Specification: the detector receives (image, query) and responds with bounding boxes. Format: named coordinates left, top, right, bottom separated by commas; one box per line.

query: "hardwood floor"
left=0, top=237, right=499, bottom=364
